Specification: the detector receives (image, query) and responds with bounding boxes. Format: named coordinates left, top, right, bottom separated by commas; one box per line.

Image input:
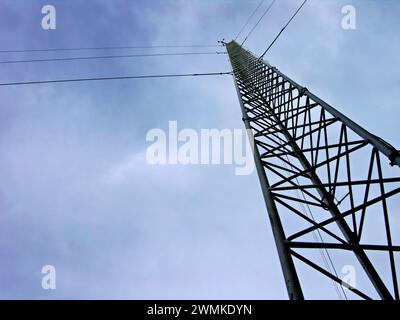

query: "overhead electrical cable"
left=0, top=52, right=226, bottom=65
left=241, top=0, right=276, bottom=46
left=0, top=72, right=232, bottom=87
left=282, top=155, right=348, bottom=300
left=259, top=0, right=308, bottom=58
left=234, top=0, right=266, bottom=41
left=0, top=44, right=222, bottom=54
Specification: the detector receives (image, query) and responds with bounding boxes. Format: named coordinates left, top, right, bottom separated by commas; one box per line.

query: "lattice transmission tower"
left=226, top=41, right=400, bottom=300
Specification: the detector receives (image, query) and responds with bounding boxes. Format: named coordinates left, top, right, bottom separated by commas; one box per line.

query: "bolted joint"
left=299, top=87, right=308, bottom=96
left=389, top=151, right=400, bottom=167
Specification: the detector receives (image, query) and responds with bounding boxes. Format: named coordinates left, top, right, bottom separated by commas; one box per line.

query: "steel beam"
left=226, top=40, right=400, bottom=300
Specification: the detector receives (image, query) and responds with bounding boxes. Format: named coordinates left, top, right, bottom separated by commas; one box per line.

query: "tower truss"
left=226, top=41, right=400, bottom=300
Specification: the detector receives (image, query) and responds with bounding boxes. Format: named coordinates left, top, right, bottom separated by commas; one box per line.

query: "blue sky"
left=0, top=0, right=399, bottom=299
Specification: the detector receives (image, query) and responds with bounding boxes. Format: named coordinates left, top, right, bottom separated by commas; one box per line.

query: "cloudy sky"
left=0, top=0, right=399, bottom=299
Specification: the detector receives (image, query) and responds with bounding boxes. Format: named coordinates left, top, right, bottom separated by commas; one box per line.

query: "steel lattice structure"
left=226, top=41, right=400, bottom=300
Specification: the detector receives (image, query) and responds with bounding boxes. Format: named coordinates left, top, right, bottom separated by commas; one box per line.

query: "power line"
left=0, top=44, right=222, bottom=54
left=234, top=0, right=265, bottom=41
left=241, top=0, right=276, bottom=46
left=283, top=154, right=347, bottom=300
left=0, top=52, right=226, bottom=65
left=259, top=0, right=308, bottom=58
left=0, top=72, right=232, bottom=87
